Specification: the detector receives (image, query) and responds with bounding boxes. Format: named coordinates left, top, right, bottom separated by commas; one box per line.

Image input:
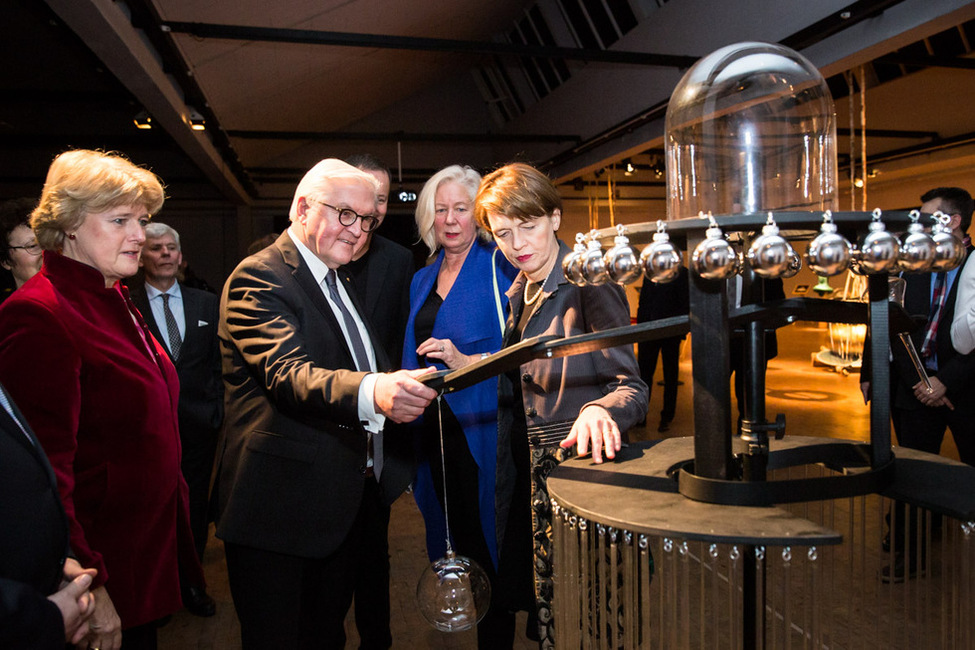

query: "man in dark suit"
left=636, top=266, right=689, bottom=432
left=342, top=154, right=414, bottom=648
left=0, top=382, right=97, bottom=648
left=130, top=222, right=222, bottom=617
left=213, top=159, right=437, bottom=649
left=344, top=153, right=414, bottom=365
left=862, top=187, right=975, bottom=580
left=882, top=187, right=975, bottom=464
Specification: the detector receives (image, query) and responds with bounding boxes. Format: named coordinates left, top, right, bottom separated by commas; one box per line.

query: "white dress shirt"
left=951, top=255, right=975, bottom=354
left=287, top=227, right=384, bottom=434
left=145, top=281, right=185, bottom=356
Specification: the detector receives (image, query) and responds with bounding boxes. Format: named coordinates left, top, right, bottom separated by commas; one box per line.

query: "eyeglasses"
left=310, top=199, right=380, bottom=232
left=9, top=242, right=42, bottom=256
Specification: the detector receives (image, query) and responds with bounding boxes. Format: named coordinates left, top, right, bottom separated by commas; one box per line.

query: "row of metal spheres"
left=563, top=210, right=966, bottom=286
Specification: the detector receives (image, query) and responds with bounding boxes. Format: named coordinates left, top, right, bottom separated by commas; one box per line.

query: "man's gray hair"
left=289, top=159, right=380, bottom=222
left=145, top=221, right=181, bottom=249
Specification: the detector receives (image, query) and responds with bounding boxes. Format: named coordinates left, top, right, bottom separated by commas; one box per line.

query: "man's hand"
left=374, top=368, right=438, bottom=423
left=560, top=405, right=621, bottom=464
left=47, top=570, right=95, bottom=645
left=913, top=377, right=954, bottom=410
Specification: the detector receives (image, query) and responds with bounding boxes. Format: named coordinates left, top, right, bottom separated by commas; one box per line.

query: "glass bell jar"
left=666, top=42, right=838, bottom=220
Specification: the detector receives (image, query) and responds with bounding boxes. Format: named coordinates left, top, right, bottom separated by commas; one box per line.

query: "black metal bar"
left=160, top=21, right=700, bottom=68
left=876, top=52, right=975, bottom=70
left=688, top=263, right=734, bottom=481
left=226, top=130, right=581, bottom=144
left=867, top=274, right=893, bottom=467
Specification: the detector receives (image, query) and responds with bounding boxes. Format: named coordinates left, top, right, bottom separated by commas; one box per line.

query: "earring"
left=67, top=233, right=76, bottom=240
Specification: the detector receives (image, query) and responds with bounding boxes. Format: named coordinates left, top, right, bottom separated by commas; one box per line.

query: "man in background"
left=344, top=153, right=414, bottom=365
left=131, top=222, right=222, bottom=616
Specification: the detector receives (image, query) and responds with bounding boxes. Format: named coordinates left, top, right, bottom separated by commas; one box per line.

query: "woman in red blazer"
left=0, top=150, right=202, bottom=650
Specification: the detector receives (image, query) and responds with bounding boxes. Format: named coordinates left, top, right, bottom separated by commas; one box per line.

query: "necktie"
left=921, top=271, right=948, bottom=363
left=324, top=270, right=382, bottom=478
left=324, top=270, right=371, bottom=372
left=161, top=293, right=182, bottom=362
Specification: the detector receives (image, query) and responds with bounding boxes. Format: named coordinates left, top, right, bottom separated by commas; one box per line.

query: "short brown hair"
left=474, top=163, right=562, bottom=232
left=31, top=150, right=165, bottom=251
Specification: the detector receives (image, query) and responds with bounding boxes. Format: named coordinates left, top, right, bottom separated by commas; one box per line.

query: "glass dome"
left=665, top=42, right=837, bottom=220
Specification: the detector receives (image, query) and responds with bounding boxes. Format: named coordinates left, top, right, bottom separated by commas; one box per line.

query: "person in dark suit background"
left=861, top=187, right=975, bottom=580
left=0, top=382, right=98, bottom=649
left=862, top=187, right=975, bottom=463
left=129, top=222, right=222, bottom=617
left=342, top=155, right=414, bottom=647
left=636, top=266, right=690, bottom=433
left=213, top=158, right=437, bottom=649
left=344, top=153, right=414, bottom=366
left=729, top=276, right=785, bottom=421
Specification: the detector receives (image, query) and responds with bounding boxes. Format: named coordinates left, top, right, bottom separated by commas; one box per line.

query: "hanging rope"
left=859, top=65, right=868, bottom=210
left=436, top=396, right=453, bottom=555
left=846, top=71, right=857, bottom=212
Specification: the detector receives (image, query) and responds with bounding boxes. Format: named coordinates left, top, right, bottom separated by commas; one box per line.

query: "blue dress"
left=402, top=239, right=516, bottom=568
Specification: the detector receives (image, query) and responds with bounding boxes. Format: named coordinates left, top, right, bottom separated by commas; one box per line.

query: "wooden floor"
left=158, top=321, right=962, bottom=648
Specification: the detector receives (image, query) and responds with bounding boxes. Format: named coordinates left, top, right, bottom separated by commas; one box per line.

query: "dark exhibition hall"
left=3, top=1, right=975, bottom=648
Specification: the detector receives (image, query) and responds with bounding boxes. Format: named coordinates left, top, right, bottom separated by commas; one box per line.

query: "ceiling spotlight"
left=133, top=111, right=152, bottom=130
left=397, top=189, right=417, bottom=203
left=624, top=161, right=635, bottom=176
left=187, top=108, right=206, bottom=131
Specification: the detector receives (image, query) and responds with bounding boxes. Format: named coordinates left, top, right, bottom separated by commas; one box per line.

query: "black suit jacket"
left=0, top=384, right=70, bottom=650
left=344, top=234, right=413, bottom=367
left=130, top=283, right=223, bottom=434
left=213, top=232, right=414, bottom=559
left=891, top=249, right=975, bottom=410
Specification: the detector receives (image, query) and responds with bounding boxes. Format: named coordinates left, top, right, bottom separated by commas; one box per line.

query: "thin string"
left=436, top=395, right=453, bottom=555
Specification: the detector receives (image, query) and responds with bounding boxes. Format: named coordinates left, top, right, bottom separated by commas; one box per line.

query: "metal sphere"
left=781, top=247, right=802, bottom=278
left=692, top=227, right=738, bottom=280
left=805, top=224, right=851, bottom=276
left=856, top=222, right=900, bottom=274
left=640, top=233, right=682, bottom=283
left=562, top=245, right=587, bottom=287
left=582, top=241, right=610, bottom=285
left=930, top=227, right=965, bottom=272
left=603, top=237, right=642, bottom=285
left=746, top=228, right=794, bottom=278
left=897, top=223, right=936, bottom=273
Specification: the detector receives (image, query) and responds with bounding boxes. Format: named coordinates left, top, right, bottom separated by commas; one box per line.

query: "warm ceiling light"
left=624, top=161, right=635, bottom=176
left=133, top=111, right=152, bottom=129
left=187, top=108, right=206, bottom=131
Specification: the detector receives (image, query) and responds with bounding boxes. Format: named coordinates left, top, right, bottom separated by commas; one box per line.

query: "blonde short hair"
left=414, top=165, right=487, bottom=256
left=31, top=150, right=165, bottom=251
left=474, top=162, right=562, bottom=231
